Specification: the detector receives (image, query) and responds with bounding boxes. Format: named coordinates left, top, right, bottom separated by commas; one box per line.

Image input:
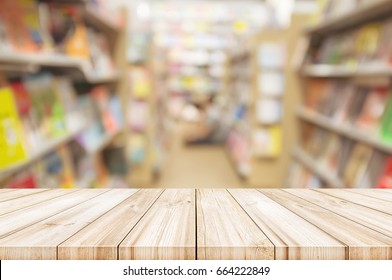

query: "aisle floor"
left=152, top=123, right=245, bottom=188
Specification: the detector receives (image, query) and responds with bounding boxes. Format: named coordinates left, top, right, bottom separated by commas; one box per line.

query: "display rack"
left=0, top=0, right=129, bottom=189
left=291, top=0, right=392, bottom=189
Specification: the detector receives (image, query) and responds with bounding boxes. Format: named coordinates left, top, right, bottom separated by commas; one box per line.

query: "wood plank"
left=58, top=189, right=162, bottom=260
left=0, top=189, right=136, bottom=260
left=259, top=189, right=392, bottom=260
left=317, top=189, right=392, bottom=215
left=0, top=189, right=74, bottom=216
left=228, top=189, right=346, bottom=260
left=286, top=189, right=392, bottom=238
left=197, top=189, right=274, bottom=260
left=0, top=189, right=107, bottom=238
left=119, top=189, right=195, bottom=260
left=0, top=189, right=48, bottom=202
left=342, top=189, right=392, bottom=203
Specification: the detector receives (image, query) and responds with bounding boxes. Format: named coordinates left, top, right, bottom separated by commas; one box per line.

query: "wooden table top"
left=0, top=188, right=391, bottom=260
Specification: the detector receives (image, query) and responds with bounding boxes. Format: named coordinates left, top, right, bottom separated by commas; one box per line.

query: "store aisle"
left=152, top=123, right=245, bottom=188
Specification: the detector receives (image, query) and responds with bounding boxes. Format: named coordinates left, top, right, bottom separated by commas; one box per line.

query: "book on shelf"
left=258, top=71, right=285, bottom=97
left=91, top=86, right=118, bottom=134
left=4, top=168, right=37, bottom=188
left=131, top=67, right=152, bottom=99
left=35, top=144, right=75, bottom=189
left=380, top=95, right=392, bottom=143
left=128, top=133, right=146, bottom=164
left=45, top=3, right=89, bottom=57
left=68, top=140, right=96, bottom=188
left=256, top=98, right=282, bottom=125
left=252, top=126, right=282, bottom=158
left=318, top=134, right=342, bottom=173
left=24, top=73, right=67, bottom=139
left=77, top=95, right=106, bottom=151
left=313, top=17, right=392, bottom=66
left=87, top=27, right=115, bottom=76
left=0, top=0, right=43, bottom=53
left=359, top=151, right=387, bottom=188
left=128, top=100, right=149, bottom=132
left=288, top=162, right=324, bottom=189
left=102, top=145, right=128, bottom=176
left=355, top=87, right=389, bottom=131
left=376, top=156, right=392, bottom=189
left=344, top=88, right=368, bottom=124
left=10, top=81, right=38, bottom=150
left=0, top=87, right=28, bottom=170
left=331, top=83, right=356, bottom=122
left=305, top=79, right=331, bottom=111
left=258, top=42, right=286, bottom=69
left=343, top=143, right=373, bottom=188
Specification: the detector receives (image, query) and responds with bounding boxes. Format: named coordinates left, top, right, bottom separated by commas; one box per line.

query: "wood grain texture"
left=58, top=189, right=162, bottom=260
left=119, top=189, right=195, bottom=260
left=286, top=189, right=392, bottom=238
left=0, top=189, right=391, bottom=260
left=317, top=189, right=392, bottom=215
left=259, top=189, right=392, bottom=260
left=197, top=189, right=274, bottom=260
left=0, top=189, right=47, bottom=202
left=0, top=189, right=73, bottom=216
left=228, top=189, right=346, bottom=260
left=0, top=189, right=105, bottom=238
left=0, top=189, right=16, bottom=194
left=341, top=189, right=392, bottom=203
left=0, top=189, right=136, bottom=260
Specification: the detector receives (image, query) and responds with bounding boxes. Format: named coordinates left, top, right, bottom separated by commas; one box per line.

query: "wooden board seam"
left=256, top=189, right=350, bottom=259
left=282, top=190, right=392, bottom=242
left=226, top=189, right=277, bottom=259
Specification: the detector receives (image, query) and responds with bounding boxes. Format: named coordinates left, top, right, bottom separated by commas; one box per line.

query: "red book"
left=11, top=81, right=32, bottom=116
left=377, top=157, right=392, bottom=189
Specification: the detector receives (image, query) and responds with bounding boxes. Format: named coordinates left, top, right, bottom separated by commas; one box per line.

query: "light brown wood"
left=342, top=189, right=392, bottom=203
left=0, top=189, right=390, bottom=260
left=286, top=189, right=392, bottom=238
left=0, top=189, right=48, bottom=203
left=0, top=189, right=74, bottom=216
left=119, top=189, right=195, bottom=260
left=259, top=189, right=392, bottom=260
left=0, top=189, right=136, bottom=260
left=317, top=189, right=392, bottom=215
left=58, top=189, right=162, bottom=260
left=228, top=189, right=346, bottom=260
left=197, top=189, right=274, bottom=260
left=0, top=189, right=106, bottom=238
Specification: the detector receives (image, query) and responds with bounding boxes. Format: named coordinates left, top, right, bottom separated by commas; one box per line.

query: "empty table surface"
left=0, top=188, right=391, bottom=260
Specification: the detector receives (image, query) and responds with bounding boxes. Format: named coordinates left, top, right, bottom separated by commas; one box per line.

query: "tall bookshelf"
left=291, top=0, right=392, bottom=189
left=0, top=0, right=129, bottom=189
left=224, top=15, right=309, bottom=187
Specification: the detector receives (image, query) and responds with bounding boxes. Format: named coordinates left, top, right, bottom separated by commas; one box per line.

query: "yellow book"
left=253, top=126, right=282, bottom=158
left=0, top=87, right=28, bottom=169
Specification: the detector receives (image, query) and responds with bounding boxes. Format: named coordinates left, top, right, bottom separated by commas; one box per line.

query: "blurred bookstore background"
left=1, top=0, right=392, bottom=189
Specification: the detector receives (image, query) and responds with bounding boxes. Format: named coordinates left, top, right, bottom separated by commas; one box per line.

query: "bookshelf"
left=0, top=121, right=86, bottom=182
left=222, top=15, right=310, bottom=187
left=0, top=0, right=129, bottom=189
left=224, top=45, right=252, bottom=179
left=291, top=0, right=392, bottom=189
left=307, top=0, right=392, bottom=35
